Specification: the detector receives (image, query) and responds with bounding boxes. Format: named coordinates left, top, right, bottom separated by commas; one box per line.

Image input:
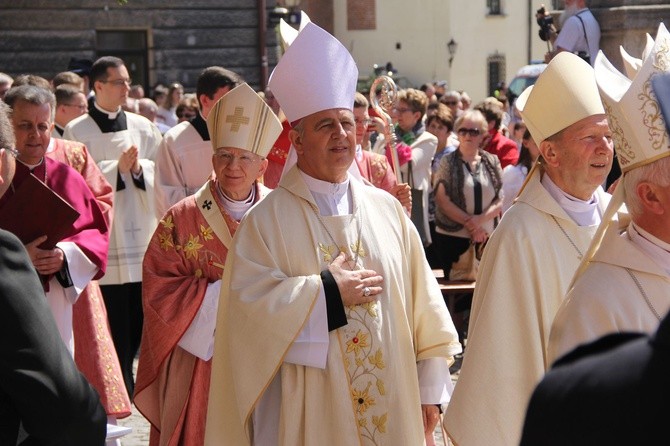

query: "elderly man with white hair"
left=549, top=23, right=670, bottom=363
left=445, top=51, right=615, bottom=445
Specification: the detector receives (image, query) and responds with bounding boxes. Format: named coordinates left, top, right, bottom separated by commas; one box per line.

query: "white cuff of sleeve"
left=417, top=357, right=454, bottom=405
left=177, top=280, right=221, bottom=361
left=55, top=241, right=98, bottom=304
left=284, top=285, right=329, bottom=369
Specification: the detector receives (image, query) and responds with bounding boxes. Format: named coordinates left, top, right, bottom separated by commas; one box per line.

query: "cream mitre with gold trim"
left=279, top=11, right=311, bottom=49
left=512, top=52, right=605, bottom=196
left=569, top=22, right=670, bottom=289
left=620, top=33, right=655, bottom=80
left=516, top=52, right=604, bottom=145
left=597, top=22, right=670, bottom=174
left=206, top=83, right=282, bottom=158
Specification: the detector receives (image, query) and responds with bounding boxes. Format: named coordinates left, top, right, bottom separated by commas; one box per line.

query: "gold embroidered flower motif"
left=376, top=378, right=386, bottom=396
left=372, top=413, right=388, bottom=433
left=158, top=232, right=174, bottom=251
left=183, top=234, right=204, bottom=260
left=161, top=215, right=175, bottom=230
left=346, top=330, right=369, bottom=355
left=318, top=243, right=335, bottom=263
left=351, top=240, right=366, bottom=259
left=200, top=224, right=214, bottom=241
left=352, top=385, right=375, bottom=415
left=362, top=301, right=378, bottom=318
left=368, top=348, right=385, bottom=370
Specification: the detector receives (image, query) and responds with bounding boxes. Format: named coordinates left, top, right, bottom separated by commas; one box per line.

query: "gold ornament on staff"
left=369, top=76, right=401, bottom=175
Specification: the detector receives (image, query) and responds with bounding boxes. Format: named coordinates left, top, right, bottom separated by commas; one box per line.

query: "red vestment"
left=46, top=138, right=131, bottom=418
left=135, top=180, right=268, bottom=446
left=263, top=120, right=292, bottom=188
left=355, top=150, right=398, bottom=192
left=482, top=129, right=519, bottom=169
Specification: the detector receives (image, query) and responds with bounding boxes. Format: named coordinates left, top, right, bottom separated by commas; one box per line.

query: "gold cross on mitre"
left=225, top=106, right=250, bottom=132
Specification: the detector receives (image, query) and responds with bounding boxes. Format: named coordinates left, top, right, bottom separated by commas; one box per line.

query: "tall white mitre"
left=269, top=22, right=361, bottom=180
left=569, top=22, right=670, bottom=287
left=620, top=33, right=655, bottom=80
left=596, top=22, right=670, bottom=174
left=269, top=22, right=358, bottom=124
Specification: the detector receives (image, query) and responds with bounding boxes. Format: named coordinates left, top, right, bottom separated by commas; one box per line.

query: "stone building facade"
left=0, top=0, right=280, bottom=92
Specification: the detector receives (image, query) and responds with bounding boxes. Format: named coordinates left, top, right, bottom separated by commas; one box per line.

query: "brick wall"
left=347, top=0, right=376, bottom=30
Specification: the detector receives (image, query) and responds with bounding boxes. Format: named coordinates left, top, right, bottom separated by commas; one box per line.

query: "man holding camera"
left=543, top=0, right=600, bottom=66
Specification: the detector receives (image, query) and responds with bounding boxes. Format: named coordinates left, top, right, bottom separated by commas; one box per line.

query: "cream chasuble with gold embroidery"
left=205, top=166, right=461, bottom=446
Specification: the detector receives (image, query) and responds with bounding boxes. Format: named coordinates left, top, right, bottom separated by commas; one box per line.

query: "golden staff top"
left=369, top=76, right=401, bottom=176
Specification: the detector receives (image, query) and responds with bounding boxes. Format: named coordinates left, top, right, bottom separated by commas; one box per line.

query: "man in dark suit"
left=0, top=100, right=106, bottom=445
left=520, top=313, right=670, bottom=446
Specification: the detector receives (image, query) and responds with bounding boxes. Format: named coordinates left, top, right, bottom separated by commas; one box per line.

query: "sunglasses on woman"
left=457, top=128, right=481, bottom=137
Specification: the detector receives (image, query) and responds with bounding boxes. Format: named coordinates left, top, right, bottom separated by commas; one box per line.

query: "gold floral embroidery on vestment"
left=352, top=383, right=376, bottom=415
left=318, top=243, right=335, bottom=263
left=200, top=224, right=214, bottom=241
left=160, top=215, right=175, bottom=230
left=183, top=234, right=204, bottom=260
left=158, top=232, right=174, bottom=251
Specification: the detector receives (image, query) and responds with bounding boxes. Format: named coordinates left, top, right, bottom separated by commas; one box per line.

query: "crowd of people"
left=0, top=7, right=669, bottom=446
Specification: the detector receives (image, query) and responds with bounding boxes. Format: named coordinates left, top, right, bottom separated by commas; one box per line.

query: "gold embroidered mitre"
left=620, top=33, right=655, bottom=80
left=595, top=22, right=670, bottom=174
left=206, top=82, right=282, bottom=158
left=516, top=52, right=604, bottom=144
left=279, top=11, right=311, bottom=49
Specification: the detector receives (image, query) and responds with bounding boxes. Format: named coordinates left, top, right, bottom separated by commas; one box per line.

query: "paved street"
left=116, top=357, right=458, bottom=445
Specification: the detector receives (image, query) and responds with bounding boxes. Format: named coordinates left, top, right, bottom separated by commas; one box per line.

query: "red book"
left=0, top=173, right=80, bottom=249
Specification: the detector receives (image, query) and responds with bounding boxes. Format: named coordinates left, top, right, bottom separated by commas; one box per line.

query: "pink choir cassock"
left=0, top=157, right=108, bottom=279
left=355, top=149, right=398, bottom=192
left=135, top=180, right=268, bottom=446
left=46, top=138, right=132, bottom=419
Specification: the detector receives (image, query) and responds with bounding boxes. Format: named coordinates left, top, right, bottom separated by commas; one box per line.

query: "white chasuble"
left=445, top=170, right=612, bottom=446
left=205, top=166, right=460, bottom=446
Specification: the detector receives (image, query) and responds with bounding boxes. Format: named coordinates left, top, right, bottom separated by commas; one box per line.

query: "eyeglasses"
left=355, top=118, right=372, bottom=126
left=177, top=112, right=196, bottom=119
left=393, top=107, right=413, bottom=114
left=214, top=150, right=260, bottom=166
left=63, top=104, right=88, bottom=112
left=457, top=128, right=481, bottom=137
left=101, top=78, right=131, bottom=87
left=443, top=101, right=458, bottom=106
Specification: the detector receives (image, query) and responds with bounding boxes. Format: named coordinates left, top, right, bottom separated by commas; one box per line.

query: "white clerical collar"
left=300, top=170, right=352, bottom=217
left=542, top=173, right=600, bottom=226
left=17, top=157, right=43, bottom=170
left=628, top=222, right=670, bottom=275
left=355, top=144, right=363, bottom=162
left=94, top=101, right=122, bottom=119
left=215, top=182, right=255, bottom=221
